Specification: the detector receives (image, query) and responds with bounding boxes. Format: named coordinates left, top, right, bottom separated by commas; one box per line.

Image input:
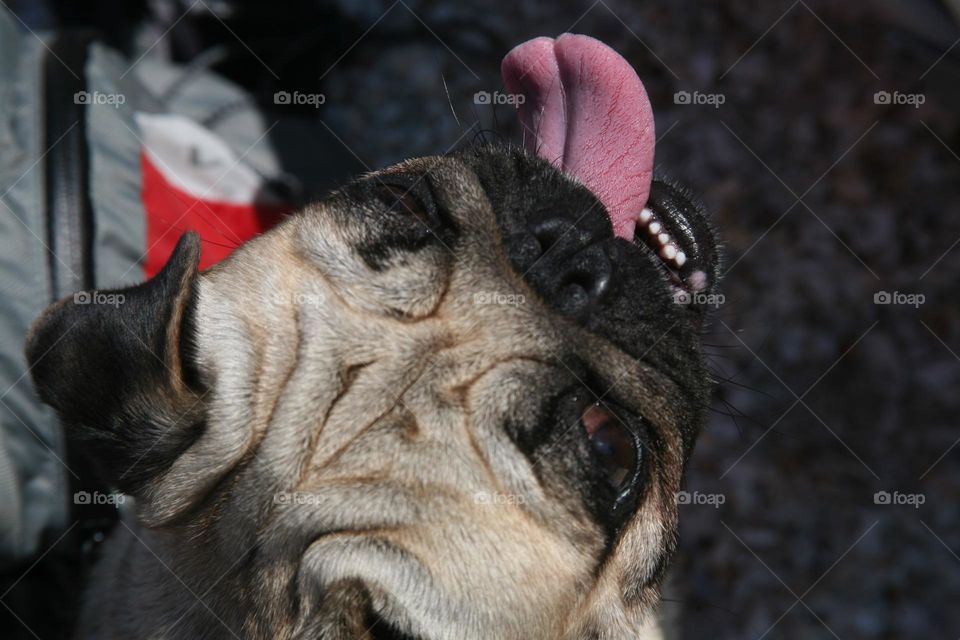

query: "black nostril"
left=530, top=217, right=574, bottom=248
left=507, top=232, right=543, bottom=272
left=553, top=245, right=613, bottom=316
left=506, top=216, right=614, bottom=318
left=530, top=217, right=592, bottom=256
left=563, top=245, right=612, bottom=299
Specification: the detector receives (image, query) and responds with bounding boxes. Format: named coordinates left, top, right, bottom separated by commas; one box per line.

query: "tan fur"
left=74, top=156, right=692, bottom=639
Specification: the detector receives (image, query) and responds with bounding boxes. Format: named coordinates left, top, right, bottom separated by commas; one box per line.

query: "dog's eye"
left=374, top=183, right=433, bottom=227
left=581, top=404, right=637, bottom=490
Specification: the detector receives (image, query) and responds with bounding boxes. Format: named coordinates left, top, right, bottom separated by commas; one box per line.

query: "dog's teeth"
left=638, top=208, right=687, bottom=270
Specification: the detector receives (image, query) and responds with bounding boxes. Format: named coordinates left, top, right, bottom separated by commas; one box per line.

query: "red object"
left=140, top=150, right=290, bottom=277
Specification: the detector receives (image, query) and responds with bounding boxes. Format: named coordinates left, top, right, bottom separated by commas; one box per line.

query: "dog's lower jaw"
left=73, top=519, right=668, bottom=640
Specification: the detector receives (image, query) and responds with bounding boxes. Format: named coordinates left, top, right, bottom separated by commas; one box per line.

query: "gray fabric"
left=134, top=56, right=360, bottom=197
left=0, top=14, right=303, bottom=567
left=85, top=44, right=157, bottom=288
left=85, top=44, right=299, bottom=289
left=0, top=7, right=355, bottom=568
left=135, top=56, right=285, bottom=179
left=0, top=10, right=69, bottom=565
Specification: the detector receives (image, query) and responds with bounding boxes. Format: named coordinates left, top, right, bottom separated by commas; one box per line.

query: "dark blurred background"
left=4, top=1, right=960, bottom=638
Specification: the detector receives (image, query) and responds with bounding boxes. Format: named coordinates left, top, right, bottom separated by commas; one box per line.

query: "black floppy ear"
left=26, top=232, right=206, bottom=495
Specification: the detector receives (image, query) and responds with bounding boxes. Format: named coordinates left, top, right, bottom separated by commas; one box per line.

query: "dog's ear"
left=26, top=232, right=206, bottom=496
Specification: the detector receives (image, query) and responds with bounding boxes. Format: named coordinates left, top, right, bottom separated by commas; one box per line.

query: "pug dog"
left=25, top=34, right=719, bottom=639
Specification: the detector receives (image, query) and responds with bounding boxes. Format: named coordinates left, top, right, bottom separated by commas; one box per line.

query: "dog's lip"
left=625, top=181, right=717, bottom=303
left=635, top=194, right=700, bottom=293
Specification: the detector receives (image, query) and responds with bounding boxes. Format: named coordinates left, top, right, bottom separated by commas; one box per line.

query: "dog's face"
left=26, top=36, right=720, bottom=640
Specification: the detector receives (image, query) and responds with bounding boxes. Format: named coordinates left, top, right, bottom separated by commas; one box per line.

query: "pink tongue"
left=501, top=34, right=655, bottom=242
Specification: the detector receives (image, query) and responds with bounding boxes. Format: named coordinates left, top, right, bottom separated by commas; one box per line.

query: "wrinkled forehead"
left=195, top=154, right=690, bottom=530
left=199, top=153, right=686, bottom=424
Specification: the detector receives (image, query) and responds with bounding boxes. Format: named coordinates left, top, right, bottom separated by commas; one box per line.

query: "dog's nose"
left=507, top=216, right=613, bottom=316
